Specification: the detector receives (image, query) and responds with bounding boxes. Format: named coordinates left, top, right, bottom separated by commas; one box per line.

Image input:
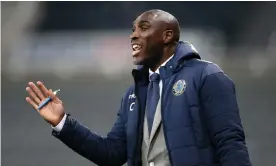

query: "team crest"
left=172, top=80, right=186, bottom=96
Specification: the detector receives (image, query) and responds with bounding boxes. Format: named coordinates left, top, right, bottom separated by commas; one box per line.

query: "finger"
left=26, top=87, right=41, bottom=104
left=26, top=97, right=38, bottom=110
left=49, top=89, right=62, bottom=104
left=28, top=82, right=45, bottom=100
left=37, top=81, right=49, bottom=97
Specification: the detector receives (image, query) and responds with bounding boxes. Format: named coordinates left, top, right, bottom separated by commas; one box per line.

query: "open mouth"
left=132, top=44, right=142, bottom=56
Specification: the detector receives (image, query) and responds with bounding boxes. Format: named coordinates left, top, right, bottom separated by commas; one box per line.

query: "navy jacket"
left=53, top=41, right=251, bottom=166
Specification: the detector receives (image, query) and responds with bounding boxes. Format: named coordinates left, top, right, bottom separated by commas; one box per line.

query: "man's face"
left=130, top=12, right=165, bottom=66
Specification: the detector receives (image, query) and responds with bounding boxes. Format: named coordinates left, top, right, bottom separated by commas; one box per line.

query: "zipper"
left=133, top=84, right=140, bottom=166
left=160, top=75, right=174, bottom=166
left=133, top=84, right=145, bottom=166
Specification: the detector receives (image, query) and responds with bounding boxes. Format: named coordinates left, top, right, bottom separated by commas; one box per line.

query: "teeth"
left=132, top=44, right=141, bottom=50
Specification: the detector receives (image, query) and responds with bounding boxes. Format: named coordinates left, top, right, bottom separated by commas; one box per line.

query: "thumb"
left=49, top=89, right=62, bottom=104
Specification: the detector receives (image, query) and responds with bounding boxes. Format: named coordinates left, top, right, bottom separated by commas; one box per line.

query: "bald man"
left=26, top=9, right=251, bottom=166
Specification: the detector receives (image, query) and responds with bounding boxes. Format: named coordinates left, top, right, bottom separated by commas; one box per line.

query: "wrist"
left=51, top=112, right=66, bottom=127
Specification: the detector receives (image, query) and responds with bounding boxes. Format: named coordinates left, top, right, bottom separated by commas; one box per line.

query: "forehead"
left=133, top=12, right=161, bottom=26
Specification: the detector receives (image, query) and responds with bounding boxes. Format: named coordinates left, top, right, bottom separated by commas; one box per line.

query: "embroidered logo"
left=129, top=93, right=136, bottom=99
left=172, top=80, right=186, bottom=96
left=129, top=102, right=135, bottom=111
left=129, top=93, right=136, bottom=111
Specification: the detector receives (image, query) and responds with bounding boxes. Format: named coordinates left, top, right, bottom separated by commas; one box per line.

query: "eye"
left=141, top=27, right=147, bottom=31
left=132, top=28, right=135, bottom=32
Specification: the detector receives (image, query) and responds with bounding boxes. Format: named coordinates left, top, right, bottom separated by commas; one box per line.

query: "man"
left=26, top=9, right=251, bottom=166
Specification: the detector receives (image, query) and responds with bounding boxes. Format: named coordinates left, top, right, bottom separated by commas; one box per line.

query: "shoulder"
left=200, top=60, right=223, bottom=78
left=119, top=84, right=135, bottom=111
left=192, top=60, right=235, bottom=89
left=180, top=58, right=233, bottom=91
left=122, top=85, right=135, bottom=101
left=185, top=59, right=224, bottom=77
left=115, top=84, right=135, bottom=117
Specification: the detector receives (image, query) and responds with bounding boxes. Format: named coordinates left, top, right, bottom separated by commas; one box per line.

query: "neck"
left=149, top=43, right=177, bottom=72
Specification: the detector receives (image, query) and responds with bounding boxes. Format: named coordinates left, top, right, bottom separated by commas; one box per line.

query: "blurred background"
left=1, top=1, right=276, bottom=166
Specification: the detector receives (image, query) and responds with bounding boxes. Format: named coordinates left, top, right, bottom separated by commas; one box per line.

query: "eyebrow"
left=133, top=20, right=150, bottom=26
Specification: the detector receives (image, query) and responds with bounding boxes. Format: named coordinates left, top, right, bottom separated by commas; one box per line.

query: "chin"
left=133, top=57, right=145, bottom=66
left=133, top=60, right=143, bottom=66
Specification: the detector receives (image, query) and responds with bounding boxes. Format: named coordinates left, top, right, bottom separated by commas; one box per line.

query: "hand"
left=26, top=81, right=65, bottom=126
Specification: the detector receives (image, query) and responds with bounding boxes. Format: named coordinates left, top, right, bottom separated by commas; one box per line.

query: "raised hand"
left=26, top=81, right=65, bottom=126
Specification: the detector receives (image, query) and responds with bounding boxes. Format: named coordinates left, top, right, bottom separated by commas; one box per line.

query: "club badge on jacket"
left=172, top=80, right=186, bottom=96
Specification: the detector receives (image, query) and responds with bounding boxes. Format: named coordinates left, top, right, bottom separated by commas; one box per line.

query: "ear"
left=163, top=30, right=173, bottom=44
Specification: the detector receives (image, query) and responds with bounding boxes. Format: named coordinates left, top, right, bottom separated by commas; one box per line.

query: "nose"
left=130, top=30, right=139, bottom=41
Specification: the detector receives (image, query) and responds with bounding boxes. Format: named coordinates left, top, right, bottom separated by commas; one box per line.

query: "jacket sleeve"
left=52, top=95, right=128, bottom=166
left=199, top=63, right=251, bottom=166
